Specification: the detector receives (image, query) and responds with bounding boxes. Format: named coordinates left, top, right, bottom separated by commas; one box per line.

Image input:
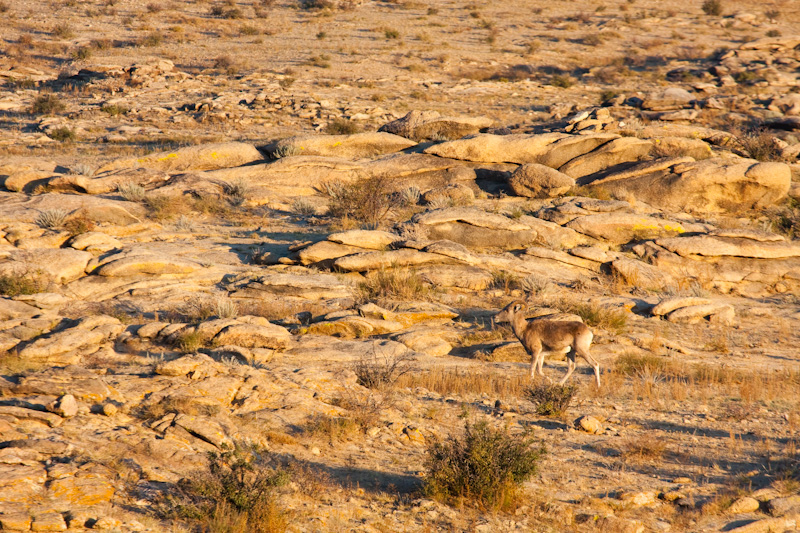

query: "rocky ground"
left=2, top=0, right=800, bottom=532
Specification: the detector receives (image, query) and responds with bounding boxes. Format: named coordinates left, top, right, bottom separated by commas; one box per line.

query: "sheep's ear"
left=513, top=303, right=523, bottom=313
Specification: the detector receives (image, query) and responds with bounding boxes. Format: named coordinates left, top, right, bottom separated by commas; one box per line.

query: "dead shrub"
left=525, top=383, right=578, bottom=417
left=320, top=176, right=398, bottom=228
left=356, top=267, right=432, bottom=303
left=353, top=349, right=415, bottom=389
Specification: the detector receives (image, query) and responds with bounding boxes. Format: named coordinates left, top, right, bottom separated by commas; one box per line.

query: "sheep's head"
left=494, top=300, right=527, bottom=324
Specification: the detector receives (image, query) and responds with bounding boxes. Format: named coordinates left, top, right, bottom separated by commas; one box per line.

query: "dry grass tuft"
left=621, top=433, right=668, bottom=462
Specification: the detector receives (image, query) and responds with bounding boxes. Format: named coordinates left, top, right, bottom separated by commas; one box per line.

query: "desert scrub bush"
left=525, top=383, right=578, bottom=417
left=48, top=127, right=77, bottom=142
left=621, top=433, right=668, bottom=462
left=139, top=32, right=163, bottom=47
left=64, top=212, right=95, bottom=235
left=765, top=197, right=800, bottom=239
left=356, top=267, right=432, bottom=303
left=324, top=118, right=360, bottom=135
left=320, top=176, right=398, bottom=228
left=144, top=194, right=190, bottom=220
left=35, top=208, right=69, bottom=229
left=557, top=300, right=627, bottom=334
left=214, top=297, right=239, bottom=319
left=101, top=103, right=128, bottom=116
left=423, top=420, right=546, bottom=510
left=157, top=444, right=289, bottom=533
left=701, top=0, right=723, bottom=16
left=738, top=129, right=786, bottom=162
left=116, top=181, right=146, bottom=202
left=177, top=330, right=204, bottom=353
left=519, top=274, right=554, bottom=296
left=0, top=273, right=45, bottom=297
left=303, top=413, right=362, bottom=442
left=52, top=23, right=75, bottom=39
left=491, top=270, right=519, bottom=294
left=30, top=93, right=65, bottom=115
left=222, top=178, right=250, bottom=206
left=550, top=74, right=573, bottom=88
left=353, top=349, right=415, bottom=389
left=395, top=368, right=529, bottom=398
left=291, top=198, right=316, bottom=216
left=298, top=0, right=336, bottom=9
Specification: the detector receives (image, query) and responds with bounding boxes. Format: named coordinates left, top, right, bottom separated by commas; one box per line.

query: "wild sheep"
left=494, top=300, right=601, bottom=387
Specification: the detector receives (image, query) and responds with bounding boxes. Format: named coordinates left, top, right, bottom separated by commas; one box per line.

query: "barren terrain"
left=1, top=0, right=800, bottom=532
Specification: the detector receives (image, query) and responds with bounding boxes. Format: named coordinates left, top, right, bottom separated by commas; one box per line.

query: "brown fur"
left=495, top=300, right=601, bottom=387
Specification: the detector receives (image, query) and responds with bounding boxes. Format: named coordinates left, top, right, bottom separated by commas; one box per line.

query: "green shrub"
left=101, top=104, right=129, bottom=116
left=550, top=74, right=573, bottom=88
left=423, top=420, right=545, bottom=510
left=525, top=383, right=577, bottom=417
left=157, top=444, right=289, bottom=533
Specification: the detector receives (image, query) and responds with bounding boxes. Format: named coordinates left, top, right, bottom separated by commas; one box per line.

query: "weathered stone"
left=508, top=163, right=575, bottom=198
left=379, top=110, right=493, bottom=141
left=297, top=240, right=365, bottom=265
left=729, top=497, right=761, bottom=514
left=265, top=132, right=415, bottom=159
left=0, top=299, right=40, bottom=320
left=412, top=207, right=537, bottom=249
left=1, top=248, right=91, bottom=283
left=768, top=495, right=800, bottom=517
left=67, top=231, right=122, bottom=252
left=328, top=229, right=400, bottom=250
left=236, top=272, right=352, bottom=300
left=423, top=132, right=618, bottom=165
left=173, top=414, right=233, bottom=448
left=596, top=516, right=644, bottom=533
left=652, top=297, right=712, bottom=316
left=560, top=137, right=653, bottom=179
left=610, top=258, right=674, bottom=291
left=46, top=394, right=78, bottom=418
left=48, top=475, right=115, bottom=506
left=393, top=330, right=452, bottom=356
left=619, top=491, right=659, bottom=506
left=213, top=322, right=291, bottom=350
left=155, top=353, right=218, bottom=377
left=97, top=142, right=264, bottom=173
left=30, top=512, right=66, bottom=532
left=576, top=415, right=603, bottom=434
left=416, top=264, right=493, bottom=290
left=94, top=254, right=202, bottom=276
left=0, top=513, right=32, bottom=531
left=596, top=158, right=791, bottom=214
left=566, top=213, right=687, bottom=244
left=666, top=303, right=735, bottom=325
left=655, top=235, right=800, bottom=259
left=334, top=249, right=445, bottom=272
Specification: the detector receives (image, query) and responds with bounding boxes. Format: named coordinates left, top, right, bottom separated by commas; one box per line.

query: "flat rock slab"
left=655, top=235, right=800, bottom=259
left=566, top=213, right=687, bottom=244
left=265, top=132, right=416, bottom=159
left=0, top=192, right=144, bottom=225
left=0, top=248, right=91, bottom=283
left=508, top=163, right=575, bottom=198
left=237, top=272, right=352, bottom=299
left=328, top=229, right=400, bottom=250
left=334, top=248, right=445, bottom=272
left=94, top=254, right=203, bottom=276
left=213, top=322, right=291, bottom=349
left=651, top=297, right=712, bottom=316
left=379, top=110, right=493, bottom=141
left=97, top=141, right=264, bottom=173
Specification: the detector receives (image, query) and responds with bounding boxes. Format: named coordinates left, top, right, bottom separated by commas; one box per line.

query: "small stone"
left=728, top=496, right=761, bottom=514
left=672, top=477, right=693, bottom=484
left=619, top=491, right=658, bottom=507
left=576, top=415, right=604, bottom=434
left=767, top=494, right=800, bottom=516
left=101, top=403, right=118, bottom=416
left=310, top=447, right=321, bottom=456
left=92, top=517, right=122, bottom=530
left=47, top=394, right=78, bottom=418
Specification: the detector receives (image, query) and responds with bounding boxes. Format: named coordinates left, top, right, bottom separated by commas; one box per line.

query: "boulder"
left=232, top=272, right=352, bottom=299
left=666, top=303, right=735, bottom=325
left=379, top=110, right=494, bottom=141
left=264, top=132, right=415, bottom=159
left=416, top=264, right=493, bottom=290
left=651, top=297, right=712, bottom=316
left=0, top=192, right=145, bottom=225
left=96, top=142, right=264, bottom=173
left=422, top=183, right=475, bottom=206
left=593, top=158, right=791, bottom=214
left=327, top=229, right=400, bottom=250
left=728, top=497, right=761, bottom=514
left=0, top=248, right=91, bottom=283
left=93, top=253, right=202, bottom=277
left=423, top=133, right=618, bottom=165
left=508, top=163, right=575, bottom=198
left=559, top=137, right=653, bottom=179
left=213, top=322, right=291, bottom=349
left=411, top=207, right=538, bottom=249
left=566, top=213, right=687, bottom=244
left=655, top=234, right=800, bottom=259
left=297, top=240, right=365, bottom=265
left=610, top=258, right=674, bottom=291
left=334, top=248, right=444, bottom=272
